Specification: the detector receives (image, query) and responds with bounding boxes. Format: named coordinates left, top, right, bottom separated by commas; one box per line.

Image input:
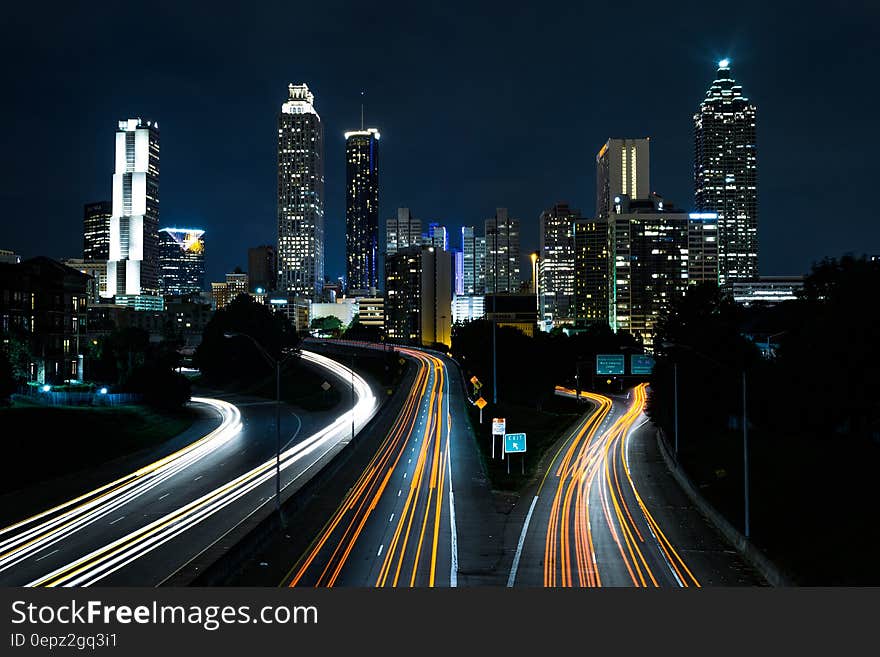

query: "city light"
left=41, top=385, right=50, bottom=392
left=719, top=58, right=730, bottom=68
left=99, top=387, right=108, bottom=395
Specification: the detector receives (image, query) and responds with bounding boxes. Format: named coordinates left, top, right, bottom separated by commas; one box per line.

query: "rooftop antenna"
left=360, top=90, right=364, bottom=130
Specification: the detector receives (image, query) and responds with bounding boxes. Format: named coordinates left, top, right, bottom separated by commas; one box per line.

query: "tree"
left=311, top=315, right=344, bottom=337
left=194, top=295, right=299, bottom=382
left=0, top=348, right=16, bottom=404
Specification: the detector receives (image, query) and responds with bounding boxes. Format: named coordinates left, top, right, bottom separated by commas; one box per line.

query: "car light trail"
left=0, top=397, right=243, bottom=575
left=542, top=384, right=701, bottom=587
left=285, top=345, right=456, bottom=588
left=25, top=350, right=377, bottom=587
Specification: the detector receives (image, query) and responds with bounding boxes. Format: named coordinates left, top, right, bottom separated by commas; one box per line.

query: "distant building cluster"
left=2, top=59, right=809, bottom=385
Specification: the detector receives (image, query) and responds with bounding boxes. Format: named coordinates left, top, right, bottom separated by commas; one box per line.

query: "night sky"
left=1, top=1, right=877, bottom=285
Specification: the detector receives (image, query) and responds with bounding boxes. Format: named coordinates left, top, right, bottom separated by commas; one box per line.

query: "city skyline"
left=2, top=3, right=877, bottom=286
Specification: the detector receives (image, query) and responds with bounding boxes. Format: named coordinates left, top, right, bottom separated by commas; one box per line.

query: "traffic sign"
left=474, top=397, right=487, bottom=409
left=504, top=433, right=527, bottom=454
left=596, top=354, right=625, bottom=375
left=491, top=418, right=506, bottom=435
left=630, top=354, right=655, bottom=375
left=470, top=375, right=480, bottom=385
left=321, top=381, right=331, bottom=391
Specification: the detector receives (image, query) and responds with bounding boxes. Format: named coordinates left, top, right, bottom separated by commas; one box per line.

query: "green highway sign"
left=596, top=354, right=625, bottom=375
left=630, top=354, right=656, bottom=375
left=504, top=433, right=527, bottom=454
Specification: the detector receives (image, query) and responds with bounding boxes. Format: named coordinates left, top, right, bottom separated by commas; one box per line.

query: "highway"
left=0, top=350, right=378, bottom=587
left=284, top=345, right=464, bottom=587
left=508, top=384, right=759, bottom=587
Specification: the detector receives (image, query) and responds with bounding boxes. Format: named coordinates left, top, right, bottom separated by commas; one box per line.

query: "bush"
left=122, top=365, right=192, bottom=410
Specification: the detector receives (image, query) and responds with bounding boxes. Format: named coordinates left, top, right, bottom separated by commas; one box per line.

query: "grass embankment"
left=467, top=395, right=583, bottom=491
left=0, top=403, right=196, bottom=495
left=680, top=429, right=880, bottom=585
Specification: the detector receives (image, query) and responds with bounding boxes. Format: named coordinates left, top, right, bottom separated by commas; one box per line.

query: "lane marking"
left=109, top=517, right=125, bottom=525
left=377, top=544, right=384, bottom=557
left=35, top=549, right=60, bottom=562
left=193, top=476, right=203, bottom=482
left=507, top=495, right=539, bottom=587
left=158, top=494, right=170, bottom=501
left=397, top=490, right=402, bottom=497
left=389, top=514, right=395, bottom=523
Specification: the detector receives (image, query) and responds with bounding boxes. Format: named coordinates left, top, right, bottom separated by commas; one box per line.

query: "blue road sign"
left=596, top=354, right=625, bottom=375
left=630, top=354, right=656, bottom=375
left=504, top=433, right=527, bottom=454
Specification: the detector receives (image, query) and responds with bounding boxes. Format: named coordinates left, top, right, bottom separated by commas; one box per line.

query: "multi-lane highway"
left=0, top=350, right=378, bottom=587
left=508, top=384, right=758, bottom=587
left=284, top=345, right=465, bottom=587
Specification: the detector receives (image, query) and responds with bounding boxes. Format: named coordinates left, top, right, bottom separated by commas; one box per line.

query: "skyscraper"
left=158, top=227, right=205, bottom=296
left=107, top=118, right=160, bottom=298
left=539, top=203, right=579, bottom=326
left=427, top=223, right=448, bottom=251
left=609, top=194, right=688, bottom=347
left=278, top=83, right=324, bottom=299
left=694, top=59, right=758, bottom=283
left=484, top=208, right=520, bottom=294
left=248, top=245, right=276, bottom=293
left=687, top=212, right=720, bottom=285
left=384, top=245, right=452, bottom=347
left=596, top=138, right=650, bottom=222
left=83, top=201, right=111, bottom=262
left=386, top=207, right=422, bottom=256
left=344, top=128, right=379, bottom=293
left=461, top=226, right=486, bottom=295
left=572, top=217, right=609, bottom=326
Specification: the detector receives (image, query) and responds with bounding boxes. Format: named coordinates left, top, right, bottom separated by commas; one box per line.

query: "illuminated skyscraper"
left=427, top=223, right=448, bottom=251
left=539, top=203, right=579, bottom=327
left=345, top=127, right=379, bottom=292
left=484, top=208, right=520, bottom=294
left=461, top=226, right=486, bottom=295
left=572, top=217, right=608, bottom=326
left=596, top=138, right=650, bottom=222
left=107, top=118, right=160, bottom=297
left=83, top=201, right=111, bottom=262
left=694, top=59, right=758, bottom=283
left=278, top=83, right=324, bottom=299
left=609, top=194, right=688, bottom=348
left=386, top=208, right=422, bottom=256
left=158, top=227, right=205, bottom=296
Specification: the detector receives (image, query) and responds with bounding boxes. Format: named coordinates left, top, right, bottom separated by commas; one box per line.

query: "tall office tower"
left=83, top=201, right=111, bottom=262
left=248, top=245, right=276, bottom=293
left=572, top=218, right=609, bottom=326
left=344, top=128, right=380, bottom=292
left=687, top=212, right=720, bottom=285
left=158, top=227, right=205, bottom=296
left=453, top=249, right=464, bottom=296
left=596, top=138, right=650, bottom=222
left=107, top=118, right=160, bottom=298
left=278, top=83, right=324, bottom=299
left=386, top=207, right=422, bottom=255
left=694, top=59, right=758, bottom=283
left=539, top=203, right=578, bottom=327
left=385, top=246, right=422, bottom=344
left=420, top=246, right=453, bottom=347
left=610, top=194, right=688, bottom=348
left=461, top=226, right=486, bottom=295
left=226, top=270, right=248, bottom=298
left=427, top=223, right=448, bottom=250
left=484, top=208, right=520, bottom=294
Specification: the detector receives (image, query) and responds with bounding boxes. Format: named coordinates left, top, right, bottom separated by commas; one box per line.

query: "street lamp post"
left=224, top=332, right=293, bottom=526
left=673, top=362, right=679, bottom=457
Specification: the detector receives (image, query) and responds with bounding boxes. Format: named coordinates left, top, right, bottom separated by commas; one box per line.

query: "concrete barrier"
left=655, top=428, right=793, bottom=587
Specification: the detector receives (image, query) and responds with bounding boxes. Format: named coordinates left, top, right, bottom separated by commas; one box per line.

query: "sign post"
left=491, top=417, right=506, bottom=459
left=475, top=396, right=487, bottom=423
left=596, top=354, right=626, bottom=376
left=630, top=354, right=656, bottom=375
left=503, top=432, right=527, bottom=475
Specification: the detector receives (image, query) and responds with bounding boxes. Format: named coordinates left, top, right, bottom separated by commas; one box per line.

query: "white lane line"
left=389, top=514, right=395, bottom=523
left=158, top=494, right=170, bottom=501
left=403, top=472, right=407, bottom=479
left=109, top=516, right=125, bottom=525
left=507, top=495, right=539, bottom=588
left=397, top=490, right=401, bottom=497
left=377, top=544, right=384, bottom=557
left=193, top=476, right=203, bottom=481
left=35, top=549, right=59, bottom=562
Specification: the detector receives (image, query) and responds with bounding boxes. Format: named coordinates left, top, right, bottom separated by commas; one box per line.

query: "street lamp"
left=661, top=340, right=751, bottom=539
left=224, top=331, right=296, bottom=526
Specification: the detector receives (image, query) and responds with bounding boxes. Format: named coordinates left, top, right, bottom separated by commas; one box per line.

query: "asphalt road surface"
left=0, top=351, right=378, bottom=587
left=507, top=385, right=761, bottom=587
left=284, top=344, right=484, bottom=587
